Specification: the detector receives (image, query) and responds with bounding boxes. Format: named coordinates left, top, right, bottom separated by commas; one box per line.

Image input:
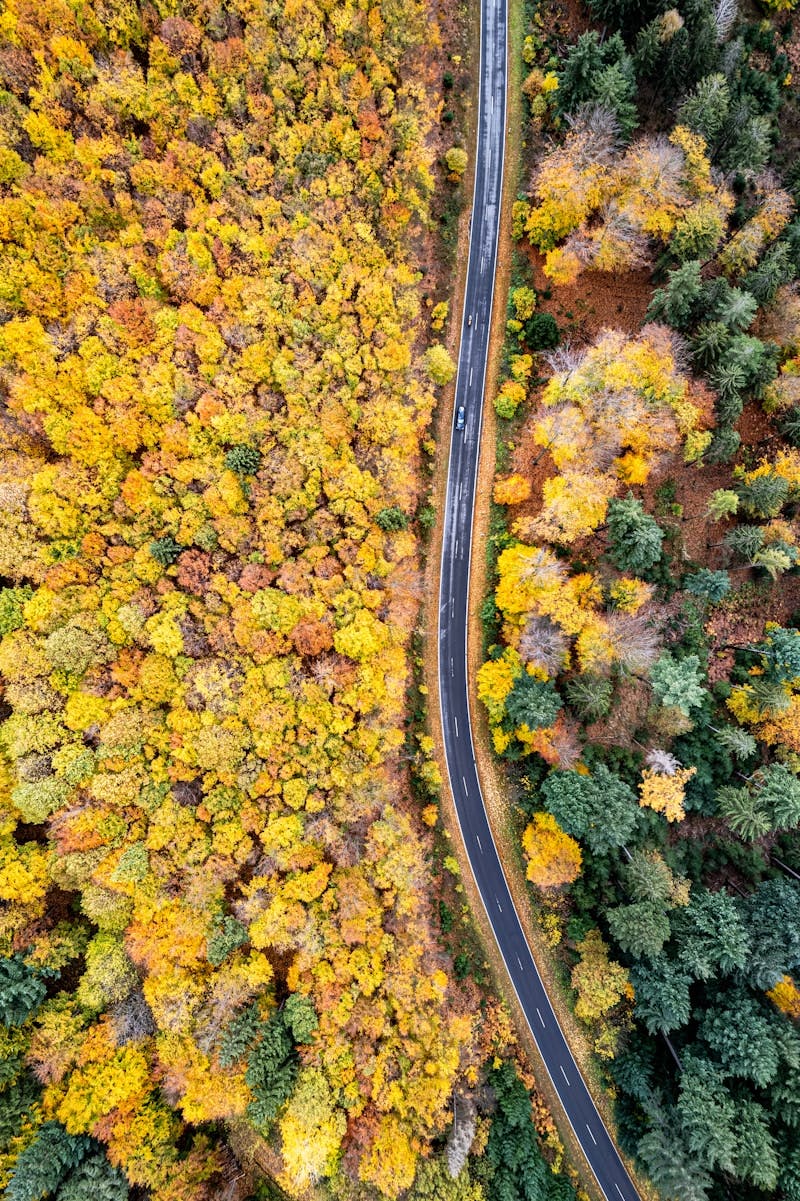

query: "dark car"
left=456, top=406, right=465, bottom=431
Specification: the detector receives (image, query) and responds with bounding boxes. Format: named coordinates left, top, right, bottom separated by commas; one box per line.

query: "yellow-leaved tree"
left=522, top=812, right=582, bottom=889
left=639, top=765, right=697, bottom=823
left=528, top=327, right=707, bottom=543
left=525, top=117, right=733, bottom=283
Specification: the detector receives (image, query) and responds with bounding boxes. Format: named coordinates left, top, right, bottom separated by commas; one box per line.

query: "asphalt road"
left=435, top=1, right=642, bottom=1198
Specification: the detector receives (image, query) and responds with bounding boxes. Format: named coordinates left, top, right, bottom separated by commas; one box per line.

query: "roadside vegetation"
left=481, top=2, right=800, bottom=1199
left=0, top=1, right=582, bottom=1200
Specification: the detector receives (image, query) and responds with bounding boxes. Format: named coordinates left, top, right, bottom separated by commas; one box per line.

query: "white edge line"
left=433, top=0, right=641, bottom=1198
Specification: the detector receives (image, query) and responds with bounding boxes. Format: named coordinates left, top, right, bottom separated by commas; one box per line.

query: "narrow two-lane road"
left=436, top=1, right=641, bottom=1198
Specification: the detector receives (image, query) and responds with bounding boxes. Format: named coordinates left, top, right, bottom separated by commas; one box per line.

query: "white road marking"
left=454, top=715, right=459, bottom=738
left=450, top=656, right=454, bottom=677
left=438, top=11, right=640, bottom=1197
left=450, top=597, right=455, bottom=617
left=462, top=775, right=468, bottom=795
left=476, top=834, right=483, bottom=853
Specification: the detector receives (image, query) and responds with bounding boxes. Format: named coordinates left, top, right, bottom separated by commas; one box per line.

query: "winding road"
left=435, top=1, right=642, bottom=1198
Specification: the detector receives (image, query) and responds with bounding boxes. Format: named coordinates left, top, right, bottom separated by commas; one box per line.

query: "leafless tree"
left=567, top=103, right=622, bottom=161
left=111, top=988, right=157, bottom=1045
left=446, top=1097, right=477, bottom=1178
left=586, top=202, right=650, bottom=271
left=714, top=0, right=738, bottom=43
left=518, top=545, right=568, bottom=589
left=519, top=616, right=569, bottom=676
left=644, top=747, right=682, bottom=776
left=606, top=612, right=661, bottom=675
left=544, top=342, right=585, bottom=377
left=550, top=715, right=583, bottom=770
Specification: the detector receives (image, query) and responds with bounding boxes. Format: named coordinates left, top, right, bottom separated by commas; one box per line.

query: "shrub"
left=424, top=343, right=457, bottom=384
left=494, top=379, right=525, bottom=419
left=444, top=147, right=467, bottom=177
left=523, top=312, right=560, bottom=351
left=375, top=507, right=409, bottom=531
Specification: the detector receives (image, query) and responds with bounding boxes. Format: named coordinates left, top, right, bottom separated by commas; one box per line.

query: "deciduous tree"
left=522, top=812, right=582, bottom=889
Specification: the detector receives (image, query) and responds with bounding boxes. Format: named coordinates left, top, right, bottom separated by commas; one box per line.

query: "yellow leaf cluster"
left=526, top=123, right=732, bottom=282
left=571, top=930, right=632, bottom=1024
left=530, top=330, right=698, bottom=541
left=522, top=812, right=582, bottom=889
left=638, top=766, right=697, bottom=823
left=767, top=974, right=800, bottom=1019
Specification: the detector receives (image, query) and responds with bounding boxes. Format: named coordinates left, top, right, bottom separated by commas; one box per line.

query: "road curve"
left=435, top=2, right=642, bottom=1199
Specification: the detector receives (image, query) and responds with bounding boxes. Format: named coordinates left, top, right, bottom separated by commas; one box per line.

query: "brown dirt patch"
left=525, top=246, right=656, bottom=345
left=544, top=0, right=594, bottom=47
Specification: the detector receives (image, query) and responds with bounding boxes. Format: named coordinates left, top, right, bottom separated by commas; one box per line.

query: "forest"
left=482, top=0, right=800, bottom=1198
left=0, top=0, right=585, bottom=1199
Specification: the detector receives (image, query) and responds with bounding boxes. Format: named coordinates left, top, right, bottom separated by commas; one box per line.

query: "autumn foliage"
left=767, top=975, right=800, bottom=1020
left=0, top=0, right=472, bottom=1195
left=570, top=930, right=632, bottom=1025
left=523, top=118, right=733, bottom=284
left=522, top=813, right=582, bottom=889
left=530, top=327, right=711, bottom=542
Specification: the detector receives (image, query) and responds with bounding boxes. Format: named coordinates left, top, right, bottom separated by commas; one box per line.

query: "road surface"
left=436, top=1, right=642, bottom=1198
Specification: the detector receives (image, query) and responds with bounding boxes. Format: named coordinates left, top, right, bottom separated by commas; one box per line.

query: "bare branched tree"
left=550, top=715, right=583, bottom=770
left=518, top=545, right=568, bottom=588
left=519, top=616, right=569, bottom=676
left=544, top=342, right=585, bottom=377
left=606, top=612, right=662, bottom=675
left=446, top=1097, right=477, bottom=1178
left=645, top=748, right=682, bottom=776
left=714, top=0, right=739, bottom=43
left=111, top=988, right=157, bottom=1046
left=586, top=202, right=650, bottom=272
left=567, top=103, right=622, bottom=161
